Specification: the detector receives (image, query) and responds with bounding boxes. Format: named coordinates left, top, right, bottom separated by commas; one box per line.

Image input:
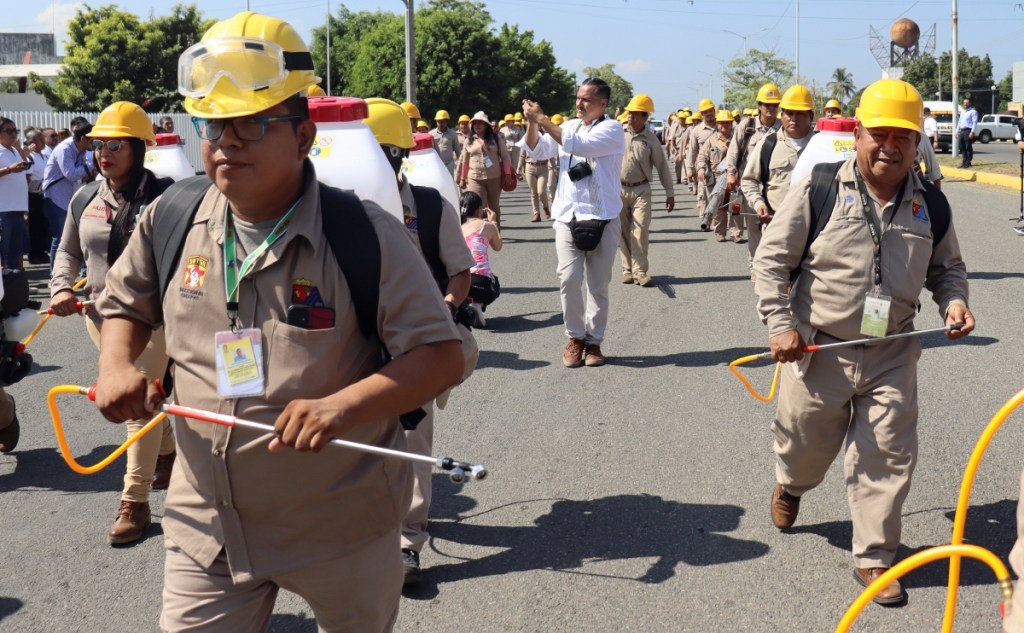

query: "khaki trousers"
left=619, top=183, right=652, bottom=276
left=554, top=217, right=621, bottom=345
left=525, top=162, right=550, bottom=217
left=160, top=529, right=401, bottom=632
left=746, top=205, right=763, bottom=270
left=774, top=332, right=921, bottom=568
left=86, top=318, right=175, bottom=503
left=547, top=163, right=558, bottom=203
left=1004, top=468, right=1024, bottom=632
left=467, top=177, right=502, bottom=218
left=400, top=402, right=434, bottom=553
left=711, top=198, right=743, bottom=240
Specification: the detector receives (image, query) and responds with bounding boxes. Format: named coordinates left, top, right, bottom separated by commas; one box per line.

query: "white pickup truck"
left=976, top=114, right=1020, bottom=143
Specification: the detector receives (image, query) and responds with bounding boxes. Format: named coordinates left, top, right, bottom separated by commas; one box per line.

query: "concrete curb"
left=943, top=165, right=1022, bottom=190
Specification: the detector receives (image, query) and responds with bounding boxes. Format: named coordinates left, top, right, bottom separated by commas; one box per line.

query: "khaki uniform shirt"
left=695, top=133, right=730, bottom=178
left=740, top=130, right=813, bottom=213
left=725, top=117, right=781, bottom=177
left=399, top=176, right=475, bottom=278
left=754, top=158, right=969, bottom=341
left=459, top=135, right=511, bottom=181
left=620, top=126, right=674, bottom=195
left=685, top=122, right=716, bottom=175
left=430, top=128, right=461, bottom=167
left=97, top=164, right=460, bottom=582
left=673, top=123, right=689, bottom=160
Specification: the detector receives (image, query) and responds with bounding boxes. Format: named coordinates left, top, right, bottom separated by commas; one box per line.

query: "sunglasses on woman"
left=92, top=139, right=125, bottom=152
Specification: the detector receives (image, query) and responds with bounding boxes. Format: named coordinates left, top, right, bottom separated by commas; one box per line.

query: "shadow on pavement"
left=611, top=346, right=761, bottom=368
left=649, top=238, right=703, bottom=244
left=269, top=614, right=318, bottom=632
left=475, top=350, right=550, bottom=371
left=2, top=445, right=123, bottom=493
left=482, top=311, right=561, bottom=334
left=405, top=492, right=768, bottom=599
left=968, top=271, right=1024, bottom=281
left=658, top=274, right=751, bottom=286
left=789, top=498, right=1017, bottom=588
left=0, top=597, right=23, bottom=622
left=920, top=334, right=998, bottom=350
left=499, top=286, right=558, bottom=295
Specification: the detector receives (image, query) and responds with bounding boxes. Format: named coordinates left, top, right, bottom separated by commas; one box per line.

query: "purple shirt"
left=42, top=137, right=90, bottom=211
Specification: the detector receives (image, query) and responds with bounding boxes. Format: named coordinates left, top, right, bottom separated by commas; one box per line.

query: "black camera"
left=567, top=160, right=593, bottom=182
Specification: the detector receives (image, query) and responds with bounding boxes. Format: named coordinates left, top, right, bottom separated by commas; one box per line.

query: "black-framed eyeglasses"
left=191, top=115, right=301, bottom=142
left=0, top=127, right=16, bottom=135
left=92, top=139, right=125, bottom=152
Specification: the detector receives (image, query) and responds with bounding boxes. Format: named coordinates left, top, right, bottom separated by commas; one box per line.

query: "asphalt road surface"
left=2, top=169, right=1023, bottom=633
left=944, top=136, right=1023, bottom=166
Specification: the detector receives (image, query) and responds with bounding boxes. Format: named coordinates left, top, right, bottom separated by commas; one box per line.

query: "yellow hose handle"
left=23, top=277, right=88, bottom=347
left=47, top=384, right=167, bottom=475
left=728, top=354, right=781, bottom=403
left=836, top=544, right=1013, bottom=632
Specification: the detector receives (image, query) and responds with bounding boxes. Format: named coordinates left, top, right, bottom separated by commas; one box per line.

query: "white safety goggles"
left=178, top=37, right=313, bottom=98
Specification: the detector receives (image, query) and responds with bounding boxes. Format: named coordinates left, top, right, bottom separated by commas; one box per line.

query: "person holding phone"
left=459, top=190, right=502, bottom=326
left=0, top=117, right=33, bottom=270
left=458, top=112, right=514, bottom=229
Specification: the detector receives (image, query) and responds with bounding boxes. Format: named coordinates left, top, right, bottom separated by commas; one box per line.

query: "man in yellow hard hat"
left=697, top=109, right=741, bottom=241
left=725, top=82, right=782, bottom=263
left=753, top=77, right=974, bottom=606
left=666, top=109, right=687, bottom=184
left=455, top=114, right=471, bottom=179
left=431, top=109, right=461, bottom=177
left=824, top=98, right=842, bottom=117
left=93, top=12, right=464, bottom=630
left=619, top=94, right=674, bottom=286
left=499, top=114, right=522, bottom=176
left=401, top=101, right=421, bottom=133
left=685, top=98, right=718, bottom=225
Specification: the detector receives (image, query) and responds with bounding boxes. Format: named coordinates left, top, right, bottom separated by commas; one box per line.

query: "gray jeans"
left=553, top=217, right=621, bottom=344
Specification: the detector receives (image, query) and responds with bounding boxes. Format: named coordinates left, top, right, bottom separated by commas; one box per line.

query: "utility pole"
left=402, top=0, right=416, bottom=103
left=795, top=0, right=800, bottom=83
left=326, top=0, right=331, bottom=96
left=951, top=0, right=959, bottom=158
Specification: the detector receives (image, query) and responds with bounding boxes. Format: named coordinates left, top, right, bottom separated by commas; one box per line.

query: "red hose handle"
left=86, top=379, right=165, bottom=403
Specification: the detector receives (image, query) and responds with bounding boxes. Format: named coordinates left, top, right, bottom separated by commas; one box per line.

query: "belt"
left=621, top=179, right=649, bottom=187
left=526, top=160, right=548, bottom=165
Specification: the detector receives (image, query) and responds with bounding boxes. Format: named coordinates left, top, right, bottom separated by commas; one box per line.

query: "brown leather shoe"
left=0, top=408, right=19, bottom=454
left=635, top=273, right=654, bottom=287
left=853, top=567, right=904, bottom=605
left=531, top=214, right=541, bottom=222
left=151, top=451, right=176, bottom=490
left=771, top=484, right=800, bottom=529
left=108, top=501, right=151, bottom=545
left=584, top=344, right=606, bottom=367
left=622, top=273, right=634, bottom=284
left=563, top=338, right=585, bottom=368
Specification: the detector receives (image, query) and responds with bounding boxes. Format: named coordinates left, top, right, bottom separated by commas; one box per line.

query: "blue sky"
left=6, top=0, right=1024, bottom=117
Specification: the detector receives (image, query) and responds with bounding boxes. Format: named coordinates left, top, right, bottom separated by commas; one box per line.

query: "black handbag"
left=569, top=215, right=609, bottom=251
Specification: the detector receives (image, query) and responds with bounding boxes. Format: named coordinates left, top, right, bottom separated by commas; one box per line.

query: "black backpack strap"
left=152, top=175, right=213, bottom=298
left=789, top=161, right=843, bottom=283
left=758, top=133, right=779, bottom=212
left=317, top=183, right=380, bottom=342
left=70, top=181, right=103, bottom=227
left=409, top=185, right=448, bottom=292
left=920, top=180, right=951, bottom=245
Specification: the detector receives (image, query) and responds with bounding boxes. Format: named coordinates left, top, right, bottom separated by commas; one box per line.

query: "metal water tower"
left=869, top=19, right=936, bottom=79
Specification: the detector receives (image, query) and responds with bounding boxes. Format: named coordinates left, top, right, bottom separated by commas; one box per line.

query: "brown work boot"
left=853, top=567, right=904, bottom=605
left=771, top=484, right=801, bottom=529
left=622, top=272, right=634, bottom=284
left=151, top=451, right=176, bottom=490
left=634, top=273, right=654, bottom=287
left=108, top=500, right=151, bottom=545
left=563, top=338, right=585, bottom=368
left=0, top=409, right=19, bottom=454
left=584, top=344, right=606, bottom=367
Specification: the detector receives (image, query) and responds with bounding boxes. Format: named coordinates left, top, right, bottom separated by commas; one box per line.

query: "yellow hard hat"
left=688, top=114, right=699, bottom=124
left=503, top=114, right=514, bottom=123
left=825, top=99, right=841, bottom=111
left=307, top=84, right=326, bottom=98
left=400, top=101, right=421, bottom=120
left=416, top=120, right=429, bottom=130
left=551, top=113, right=565, bottom=124
left=856, top=78, right=923, bottom=133
left=514, top=112, right=524, bottom=121
left=756, top=83, right=782, bottom=105
left=676, top=109, right=686, bottom=117
left=731, top=109, right=739, bottom=117
left=180, top=12, right=319, bottom=119
left=780, top=85, right=814, bottom=111
left=698, top=98, right=715, bottom=113
left=715, top=109, right=733, bottom=123
left=365, top=97, right=415, bottom=149
left=625, top=93, right=655, bottom=113
left=435, top=109, right=450, bottom=121
left=457, top=114, right=470, bottom=123
left=92, top=101, right=157, bottom=145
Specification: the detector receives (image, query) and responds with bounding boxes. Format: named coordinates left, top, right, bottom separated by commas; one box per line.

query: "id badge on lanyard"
left=861, top=289, right=892, bottom=338
left=853, top=165, right=903, bottom=338
left=215, top=328, right=265, bottom=397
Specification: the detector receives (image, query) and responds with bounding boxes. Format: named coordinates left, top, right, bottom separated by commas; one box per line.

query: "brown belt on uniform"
left=621, top=179, right=649, bottom=187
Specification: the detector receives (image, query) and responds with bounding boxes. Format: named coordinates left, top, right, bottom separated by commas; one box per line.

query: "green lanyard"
left=222, top=200, right=300, bottom=327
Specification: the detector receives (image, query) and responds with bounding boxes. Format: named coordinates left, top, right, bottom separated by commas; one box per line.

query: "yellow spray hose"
left=728, top=353, right=780, bottom=403
left=835, top=544, right=1013, bottom=632
left=47, top=384, right=167, bottom=475
left=940, top=386, right=1024, bottom=633
left=23, top=277, right=88, bottom=347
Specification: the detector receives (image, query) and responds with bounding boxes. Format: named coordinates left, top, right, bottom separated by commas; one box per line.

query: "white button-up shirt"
left=523, top=116, right=624, bottom=222
left=958, top=107, right=978, bottom=132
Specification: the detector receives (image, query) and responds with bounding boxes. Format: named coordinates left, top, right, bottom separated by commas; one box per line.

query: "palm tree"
left=827, top=68, right=857, bottom=108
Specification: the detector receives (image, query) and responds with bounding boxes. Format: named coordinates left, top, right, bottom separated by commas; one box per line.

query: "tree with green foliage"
left=32, top=3, right=212, bottom=112
left=901, top=49, right=996, bottom=113
left=722, top=49, right=794, bottom=109
left=312, top=0, right=574, bottom=120
left=827, top=68, right=857, bottom=108
left=581, top=64, right=633, bottom=115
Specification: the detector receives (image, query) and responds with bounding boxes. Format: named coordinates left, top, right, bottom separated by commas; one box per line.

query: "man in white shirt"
left=922, top=107, right=938, bottom=149
left=522, top=78, right=625, bottom=368
left=0, top=118, right=32, bottom=270
left=24, top=130, right=49, bottom=264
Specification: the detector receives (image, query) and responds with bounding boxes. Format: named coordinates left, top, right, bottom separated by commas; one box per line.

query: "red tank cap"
left=412, top=132, right=434, bottom=152
left=307, top=96, right=369, bottom=123
left=153, top=133, right=182, bottom=146
left=817, top=116, right=857, bottom=133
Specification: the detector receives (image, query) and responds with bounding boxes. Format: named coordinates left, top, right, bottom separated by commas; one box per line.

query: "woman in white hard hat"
left=49, top=100, right=176, bottom=546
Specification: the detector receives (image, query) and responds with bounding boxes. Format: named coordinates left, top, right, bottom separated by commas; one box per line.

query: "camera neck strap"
left=567, top=114, right=606, bottom=169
